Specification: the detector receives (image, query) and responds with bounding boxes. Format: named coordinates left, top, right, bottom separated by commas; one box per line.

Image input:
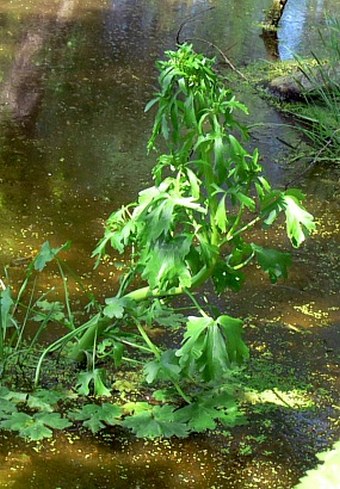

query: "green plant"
left=4, top=44, right=315, bottom=440
left=68, top=403, right=122, bottom=434
left=0, top=386, right=71, bottom=441
left=68, top=45, right=313, bottom=432
left=66, top=43, right=313, bottom=357
left=0, top=241, right=77, bottom=379
left=42, top=43, right=314, bottom=435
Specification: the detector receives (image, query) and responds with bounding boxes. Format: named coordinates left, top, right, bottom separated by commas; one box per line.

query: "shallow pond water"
left=0, top=0, right=337, bottom=277
left=0, top=430, right=308, bottom=488
left=0, top=0, right=339, bottom=487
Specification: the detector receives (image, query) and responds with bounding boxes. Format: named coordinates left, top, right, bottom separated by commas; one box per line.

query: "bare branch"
left=176, top=6, right=215, bottom=45
left=184, top=37, right=248, bottom=82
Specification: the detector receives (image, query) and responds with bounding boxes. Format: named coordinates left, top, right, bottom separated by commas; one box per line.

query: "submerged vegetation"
left=0, top=45, right=316, bottom=442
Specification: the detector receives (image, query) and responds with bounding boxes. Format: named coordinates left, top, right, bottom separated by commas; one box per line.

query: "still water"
left=0, top=0, right=336, bottom=276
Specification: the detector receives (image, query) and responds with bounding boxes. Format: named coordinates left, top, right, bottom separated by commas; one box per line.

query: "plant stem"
left=225, top=216, right=261, bottom=243
left=172, top=381, right=192, bottom=404
left=134, top=320, right=161, bottom=359
left=69, top=263, right=216, bottom=362
left=113, top=337, right=154, bottom=354
left=68, top=316, right=112, bottom=361
left=121, top=356, right=144, bottom=365
left=185, top=289, right=207, bottom=317
left=36, top=313, right=104, bottom=384
left=14, top=277, right=37, bottom=352
left=57, top=260, right=74, bottom=329
left=134, top=321, right=191, bottom=404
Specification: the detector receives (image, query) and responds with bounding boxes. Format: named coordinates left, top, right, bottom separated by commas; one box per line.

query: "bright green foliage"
left=92, top=44, right=314, bottom=305
left=0, top=386, right=72, bottom=441
left=294, top=440, right=340, bottom=488
left=0, top=386, right=119, bottom=441
left=0, top=397, right=15, bottom=417
left=121, top=386, right=246, bottom=438
left=0, top=411, right=71, bottom=441
left=33, top=241, right=71, bottom=272
left=61, top=43, right=315, bottom=439
left=282, top=192, right=315, bottom=247
left=0, top=240, right=74, bottom=377
left=262, top=189, right=315, bottom=248
left=69, top=403, right=122, bottom=434
left=0, top=288, right=14, bottom=331
left=176, top=315, right=248, bottom=381
left=176, top=401, right=218, bottom=432
left=175, top=390, right=246, bottom=432
left=144, top=349, right=181, bottom=383
left=103, top=297, right=129, bottom=319
left=96, top=338, right=124, bottom=367
left=252, top=245, right=292, bottom=283
left=143, top=302, right=186, bottom=329
left=0, top=381, right=246, bottom=440
left=0, top=387, right=27, bottom=404
left=128, top=299, right=187, bottom=330
left=0, top=288, right=16, bottom=361
left=122, top=404, right=189, bottom=439
left=26, top=389, right=64, bottom=411
left=75, top=369, right=112, bottom=397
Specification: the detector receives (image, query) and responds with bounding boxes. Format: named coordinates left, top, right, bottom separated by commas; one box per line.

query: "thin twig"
left=176, top=6, right=215, bottom=45
left=185, top=36, right=248, bottom=82
left=175, top=6, right=247, bottom=82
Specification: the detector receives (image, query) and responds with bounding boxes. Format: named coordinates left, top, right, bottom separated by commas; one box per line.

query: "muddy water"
left=0, top=0, right=337, bottom=280
left=0, top=0, right=339, bottom=488
left=0, top=430, right=309, bottom=488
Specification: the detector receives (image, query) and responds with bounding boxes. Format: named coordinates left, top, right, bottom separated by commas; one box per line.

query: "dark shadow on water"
left=0, top=427, right=303, bottom=489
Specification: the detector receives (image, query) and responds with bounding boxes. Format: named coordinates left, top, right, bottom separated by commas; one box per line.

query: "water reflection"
left=0, top=430, right=306, bottom=488
left=277, top=0, right=335, bottom=60
left=0, top=0, right=272, bottom=277
left=278, top=0, right=309, bottom=59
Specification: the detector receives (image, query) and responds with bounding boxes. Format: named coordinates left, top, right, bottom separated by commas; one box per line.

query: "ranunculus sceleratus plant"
left=34, top=44, right=315, bottom=438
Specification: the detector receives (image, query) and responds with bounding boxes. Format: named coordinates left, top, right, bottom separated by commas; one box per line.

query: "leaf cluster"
left=0, top=386, right=70, bottom=441
left=66, top=44, right=315, bottom=440
left=94, top=44, right=315, bottom=304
